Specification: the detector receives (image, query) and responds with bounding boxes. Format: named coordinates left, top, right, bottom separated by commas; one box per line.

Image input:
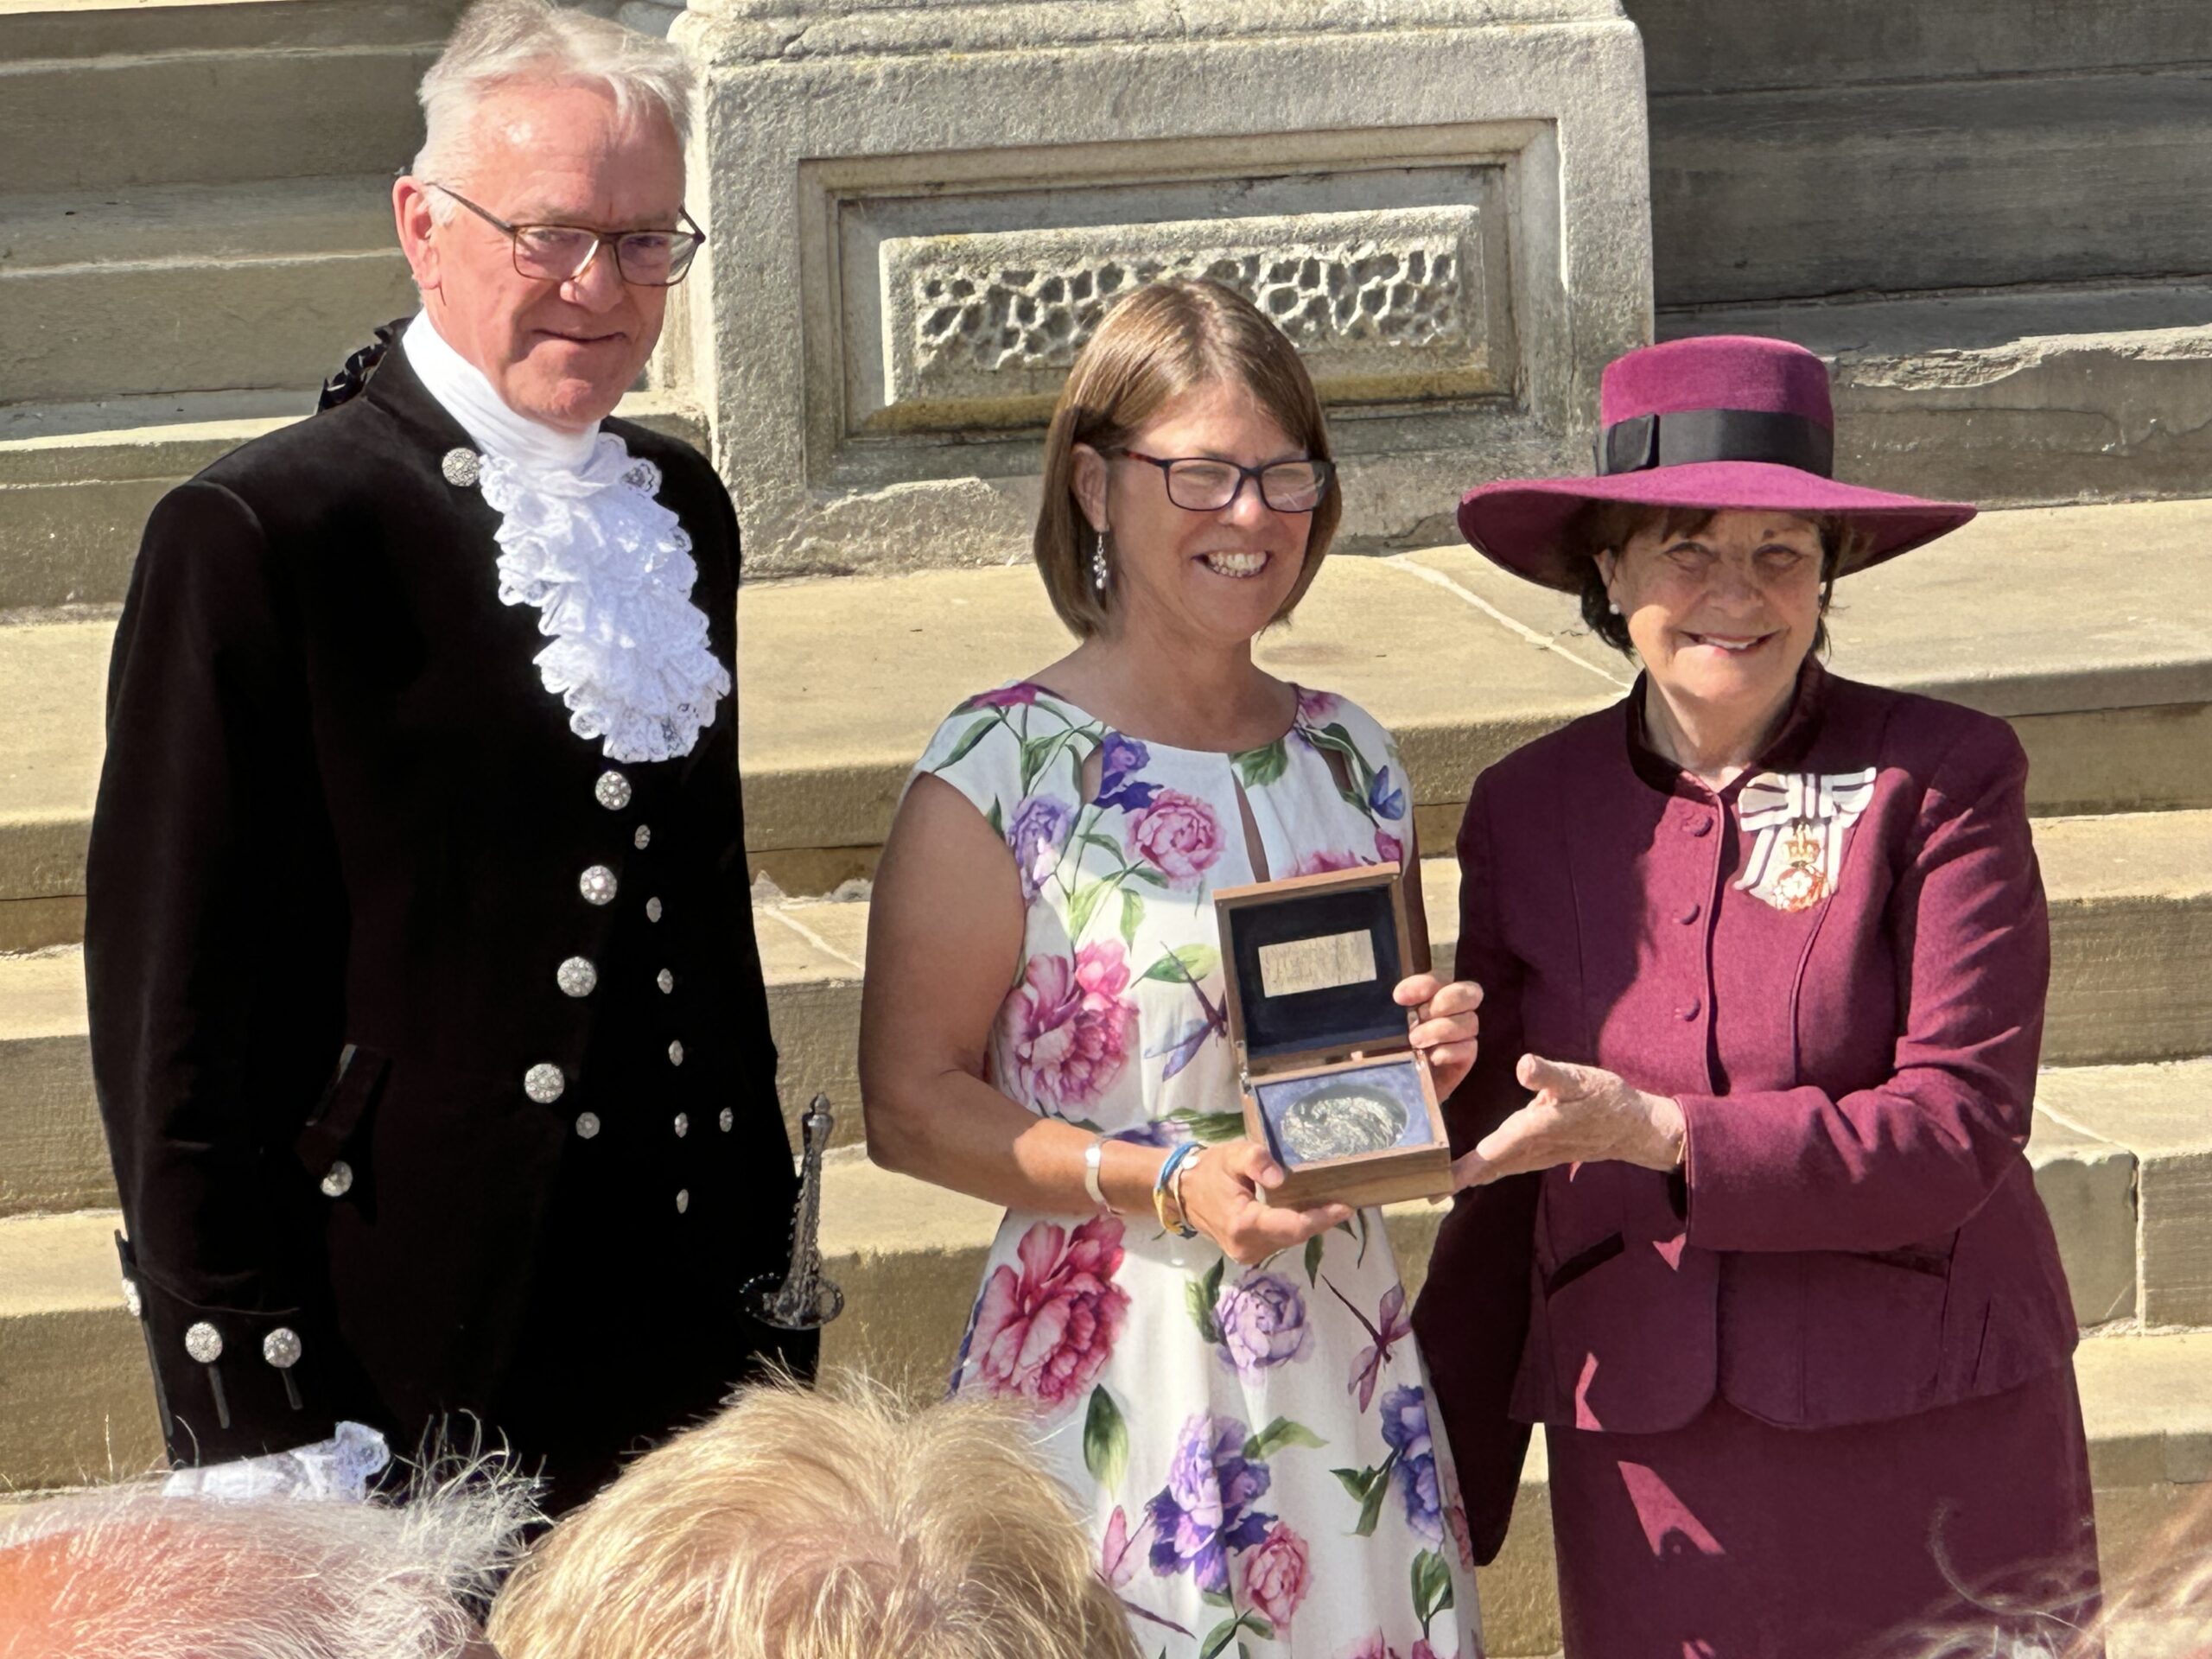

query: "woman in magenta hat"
left=1412, top=335, right=2101, bottom=1656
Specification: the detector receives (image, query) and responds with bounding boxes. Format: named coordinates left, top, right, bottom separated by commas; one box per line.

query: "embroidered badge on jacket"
left=1733, top=768, right=1877, bottom=912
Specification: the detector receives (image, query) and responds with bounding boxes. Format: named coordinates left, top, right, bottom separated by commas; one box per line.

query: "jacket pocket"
left=1543, top=1231, right=1624, bottom=1299
left=293, top=1043, right=390, bottom=1192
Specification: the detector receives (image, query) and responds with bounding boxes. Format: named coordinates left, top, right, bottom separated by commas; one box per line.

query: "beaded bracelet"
left=1153, top=1142, right=1201, bottom=1238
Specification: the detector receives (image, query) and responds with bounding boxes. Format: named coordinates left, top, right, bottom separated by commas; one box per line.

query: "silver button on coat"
left=673, top=1113, right=690, bottom=1137
left=321, top=1160, right=354, bottom=1198
left=675, top=1189, right=690, bottom=1214
left=579, top=865, right=618, bottom=906
left=184, top=1321, right=224, bottom=1363
left=633, top=824, right=652, bottom=850
left=719, top=1108, right=734, bottom=1133
left=657, top=969, right=675, bottom=995
left=645, top=897, right=663, bottom=923
left=575, top=1111, right=601, bottom=1139
left=263, top=1328, right=303, bottom=1370
left=668, top=1040, right=684, bottom=1066
left=595, top=771, right=632, bottom=810
left=524, top=1063, right=567, bottom=1103
left=556, top=957, right=598, bottom=997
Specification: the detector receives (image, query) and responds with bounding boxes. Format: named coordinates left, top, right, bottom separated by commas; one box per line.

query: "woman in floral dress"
left=861, top=280, right=1487, bottom=1659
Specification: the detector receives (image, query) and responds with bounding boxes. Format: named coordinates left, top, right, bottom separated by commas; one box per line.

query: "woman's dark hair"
left=1566, top=501, right=1867, bottom=657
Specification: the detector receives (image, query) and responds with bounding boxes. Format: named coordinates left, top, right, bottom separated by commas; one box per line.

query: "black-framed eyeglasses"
left=429, top=183, right=705, bottom=287
left=1118, top=449, right=1336, bottom=513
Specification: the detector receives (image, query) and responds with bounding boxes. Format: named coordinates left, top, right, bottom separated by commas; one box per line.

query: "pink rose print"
left=963, top=682, right=1041, bottom=709
left=1126, top=787, right=1224, bottom=888
left=1294, top=850, right=1364, bottom=876
left=1296, top=687, right=1342, bottom=724
left=1376, top=829, right=1405, bottom=866
left=968, top=1215, right=1131, bottom=1411
left=1243, top=1521, right=1312, bottom=1632
left=1001, top=943, right=1136, bottom=1110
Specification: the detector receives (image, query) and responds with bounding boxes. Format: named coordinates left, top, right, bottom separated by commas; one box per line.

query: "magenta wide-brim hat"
left=1458, top=336, right=1977, bottom=593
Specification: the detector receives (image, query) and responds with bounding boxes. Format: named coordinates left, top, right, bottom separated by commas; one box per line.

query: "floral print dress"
left=915, top=682, right=1482, bottom=1659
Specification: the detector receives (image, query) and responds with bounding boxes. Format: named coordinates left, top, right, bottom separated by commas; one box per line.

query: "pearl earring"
left=1092, top=530, right=1110, bottom=596
left=1607, top=599, right=1622, bottom=615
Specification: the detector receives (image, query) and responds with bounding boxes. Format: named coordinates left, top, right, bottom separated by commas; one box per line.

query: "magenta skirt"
left=1543, top=1363, right=2101, bottom=1659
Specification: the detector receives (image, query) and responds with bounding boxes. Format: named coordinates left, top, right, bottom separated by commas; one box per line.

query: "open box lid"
left=1212, top=863, right=1413, bottom=1068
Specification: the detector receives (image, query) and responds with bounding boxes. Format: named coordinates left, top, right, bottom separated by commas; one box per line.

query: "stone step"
left=1629, top=0, right=2212, bottom=94
left=9, top=880, right=2204, bottom=1328
left=0, top=175, right=415, bottom=406
left=1660, top=284, right=2212, bottom=510
left=0, top=9, right=450, bottom=194
left=0, top=0, right=469, bottom=61
left=0, top=389, right=711, bottom=613
left=1649, top=70, right=2212, bottom=309
left=3, top=1185, right=2206, bottom=1657
left=2, top=507, right=2209, bottom=944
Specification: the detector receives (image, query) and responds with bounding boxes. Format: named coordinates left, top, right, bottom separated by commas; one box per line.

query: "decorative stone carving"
left=880, top=207, right=1492, bottom=428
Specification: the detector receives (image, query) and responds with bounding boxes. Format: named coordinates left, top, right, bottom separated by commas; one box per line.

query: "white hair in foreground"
left=0, top=1450, right=537, bottom=1659
left=410, top=0, right=696, bottom=207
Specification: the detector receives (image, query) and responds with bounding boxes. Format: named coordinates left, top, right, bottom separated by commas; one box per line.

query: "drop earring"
left=1607, top=599, right=1622, bottom=614
left=1092, top=530, right=1109, bottom=596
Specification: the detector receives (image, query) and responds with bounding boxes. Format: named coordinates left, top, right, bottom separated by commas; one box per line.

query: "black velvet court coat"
left=85, top=327, right=815, bottom=1513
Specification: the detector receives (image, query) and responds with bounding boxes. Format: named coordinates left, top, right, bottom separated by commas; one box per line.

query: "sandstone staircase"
left=4, top=1, right=2212, bottom=1652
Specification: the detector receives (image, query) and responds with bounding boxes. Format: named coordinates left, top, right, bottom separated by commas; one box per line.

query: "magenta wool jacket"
left=1411, top=663, right=2077, bottom=1558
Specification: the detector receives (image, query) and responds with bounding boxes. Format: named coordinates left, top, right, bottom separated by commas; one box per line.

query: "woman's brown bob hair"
left=1033, top=277, right=1341, bottom=639
left=1566, top=501, right=1872, bottom=657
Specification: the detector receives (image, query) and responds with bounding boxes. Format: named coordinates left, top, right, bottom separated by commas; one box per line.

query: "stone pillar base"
left=676, top=0, right=1652, bottom=579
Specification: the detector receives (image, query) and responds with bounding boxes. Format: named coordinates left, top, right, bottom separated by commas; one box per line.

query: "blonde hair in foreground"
left=486, top=1377, right=1142, bottom=1659
left=1033, top=276, right=1340, bottom=640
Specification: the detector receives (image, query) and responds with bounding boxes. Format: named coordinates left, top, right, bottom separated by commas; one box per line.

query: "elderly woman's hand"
left=1178, top=1140, right=1354, bottom=1268
left=1396, top=974, right=1482, bottom=1099
left=1451, top=1053, right=1685, bottom=1187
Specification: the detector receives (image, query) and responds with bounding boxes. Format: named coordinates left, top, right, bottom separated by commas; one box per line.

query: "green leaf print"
left=1083, top=1384, right=1129, bottom=1491
left=1332, top=1452, right=1401, bottom=1538
left=1412, top=1548, right=1457, bottom=1635
left=1066, top=879, right=1111, bottom=940
left=1142, top=943, right=1221, bottom=985
left=1131, top=867, right=1171, bottom=887
left=1200, top=1590, right=1234, bottom=1611
left=1243, top=1416, right=1328, bottom=1460
left=1120, top=888, right=1145, bottom=948
left=1304, top=1234, right=1325, bottom=1285
left=1185, top=1257, right=1225, bottom=1344
left=1017, top=731, right=1061, bottom=793
left=985, top=797, right=1005, bottom=838
left=1232, top=739, right=1288, bottom=789
left=1083, top=830, right=1125, bottom=860
left=1167, top=1109, right=1247, bottom=1144
left=1198, top=1617, right=1241, bottom=1659
left=939, top=717, right=998, bottom=770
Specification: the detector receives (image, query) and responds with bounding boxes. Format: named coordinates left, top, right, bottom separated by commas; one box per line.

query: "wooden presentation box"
left=1211, top=862, right=1452, bottom=1209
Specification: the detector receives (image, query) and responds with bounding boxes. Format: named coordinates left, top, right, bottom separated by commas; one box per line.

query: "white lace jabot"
left=404, top=311, right=729, bottom=764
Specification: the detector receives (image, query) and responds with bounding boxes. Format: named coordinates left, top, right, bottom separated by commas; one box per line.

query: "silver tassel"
left=741, top=1094, right=845, bottom=1330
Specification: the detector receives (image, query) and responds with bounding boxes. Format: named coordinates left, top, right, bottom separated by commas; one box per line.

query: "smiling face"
left=1597, top=507, right=1827, bottom=721
left=396, top=79, right=682, bottom=430
left=1071, top=379, right=1317, bottom=652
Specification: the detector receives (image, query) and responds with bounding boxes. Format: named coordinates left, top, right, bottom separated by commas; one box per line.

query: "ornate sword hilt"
left=741, top=1093, right=844, bottom=1331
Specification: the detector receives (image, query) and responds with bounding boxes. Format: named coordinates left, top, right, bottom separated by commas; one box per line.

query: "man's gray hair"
left=410, top=0, right=696, bottom=207
left=0, top=1453, right=537, bottom=1659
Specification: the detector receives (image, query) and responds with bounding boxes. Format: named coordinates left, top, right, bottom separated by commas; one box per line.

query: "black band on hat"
left=1595, top=407, right=1836, bottom=479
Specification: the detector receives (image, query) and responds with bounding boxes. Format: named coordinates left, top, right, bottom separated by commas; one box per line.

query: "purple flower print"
left=1094, top=731, right=1158, bottom=812
left=1145, top=1412, right=1275, bottom=1593
left=963, top=682, right=1041, bottom=710
left=1379, top=1384, right=1443, bottom=1543
left=1213, top=1272, right=1313, bottom=1382
left=1006, top=792, right=1074, bottom=899
left=1296, top=687, right=1342, bottom=725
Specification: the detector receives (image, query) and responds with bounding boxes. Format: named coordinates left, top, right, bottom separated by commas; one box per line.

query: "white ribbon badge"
left=1732, top=767, right=1877, bottom=912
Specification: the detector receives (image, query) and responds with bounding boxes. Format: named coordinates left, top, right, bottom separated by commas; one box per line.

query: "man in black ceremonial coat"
left=84, top=0, right=814, bottom=1515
